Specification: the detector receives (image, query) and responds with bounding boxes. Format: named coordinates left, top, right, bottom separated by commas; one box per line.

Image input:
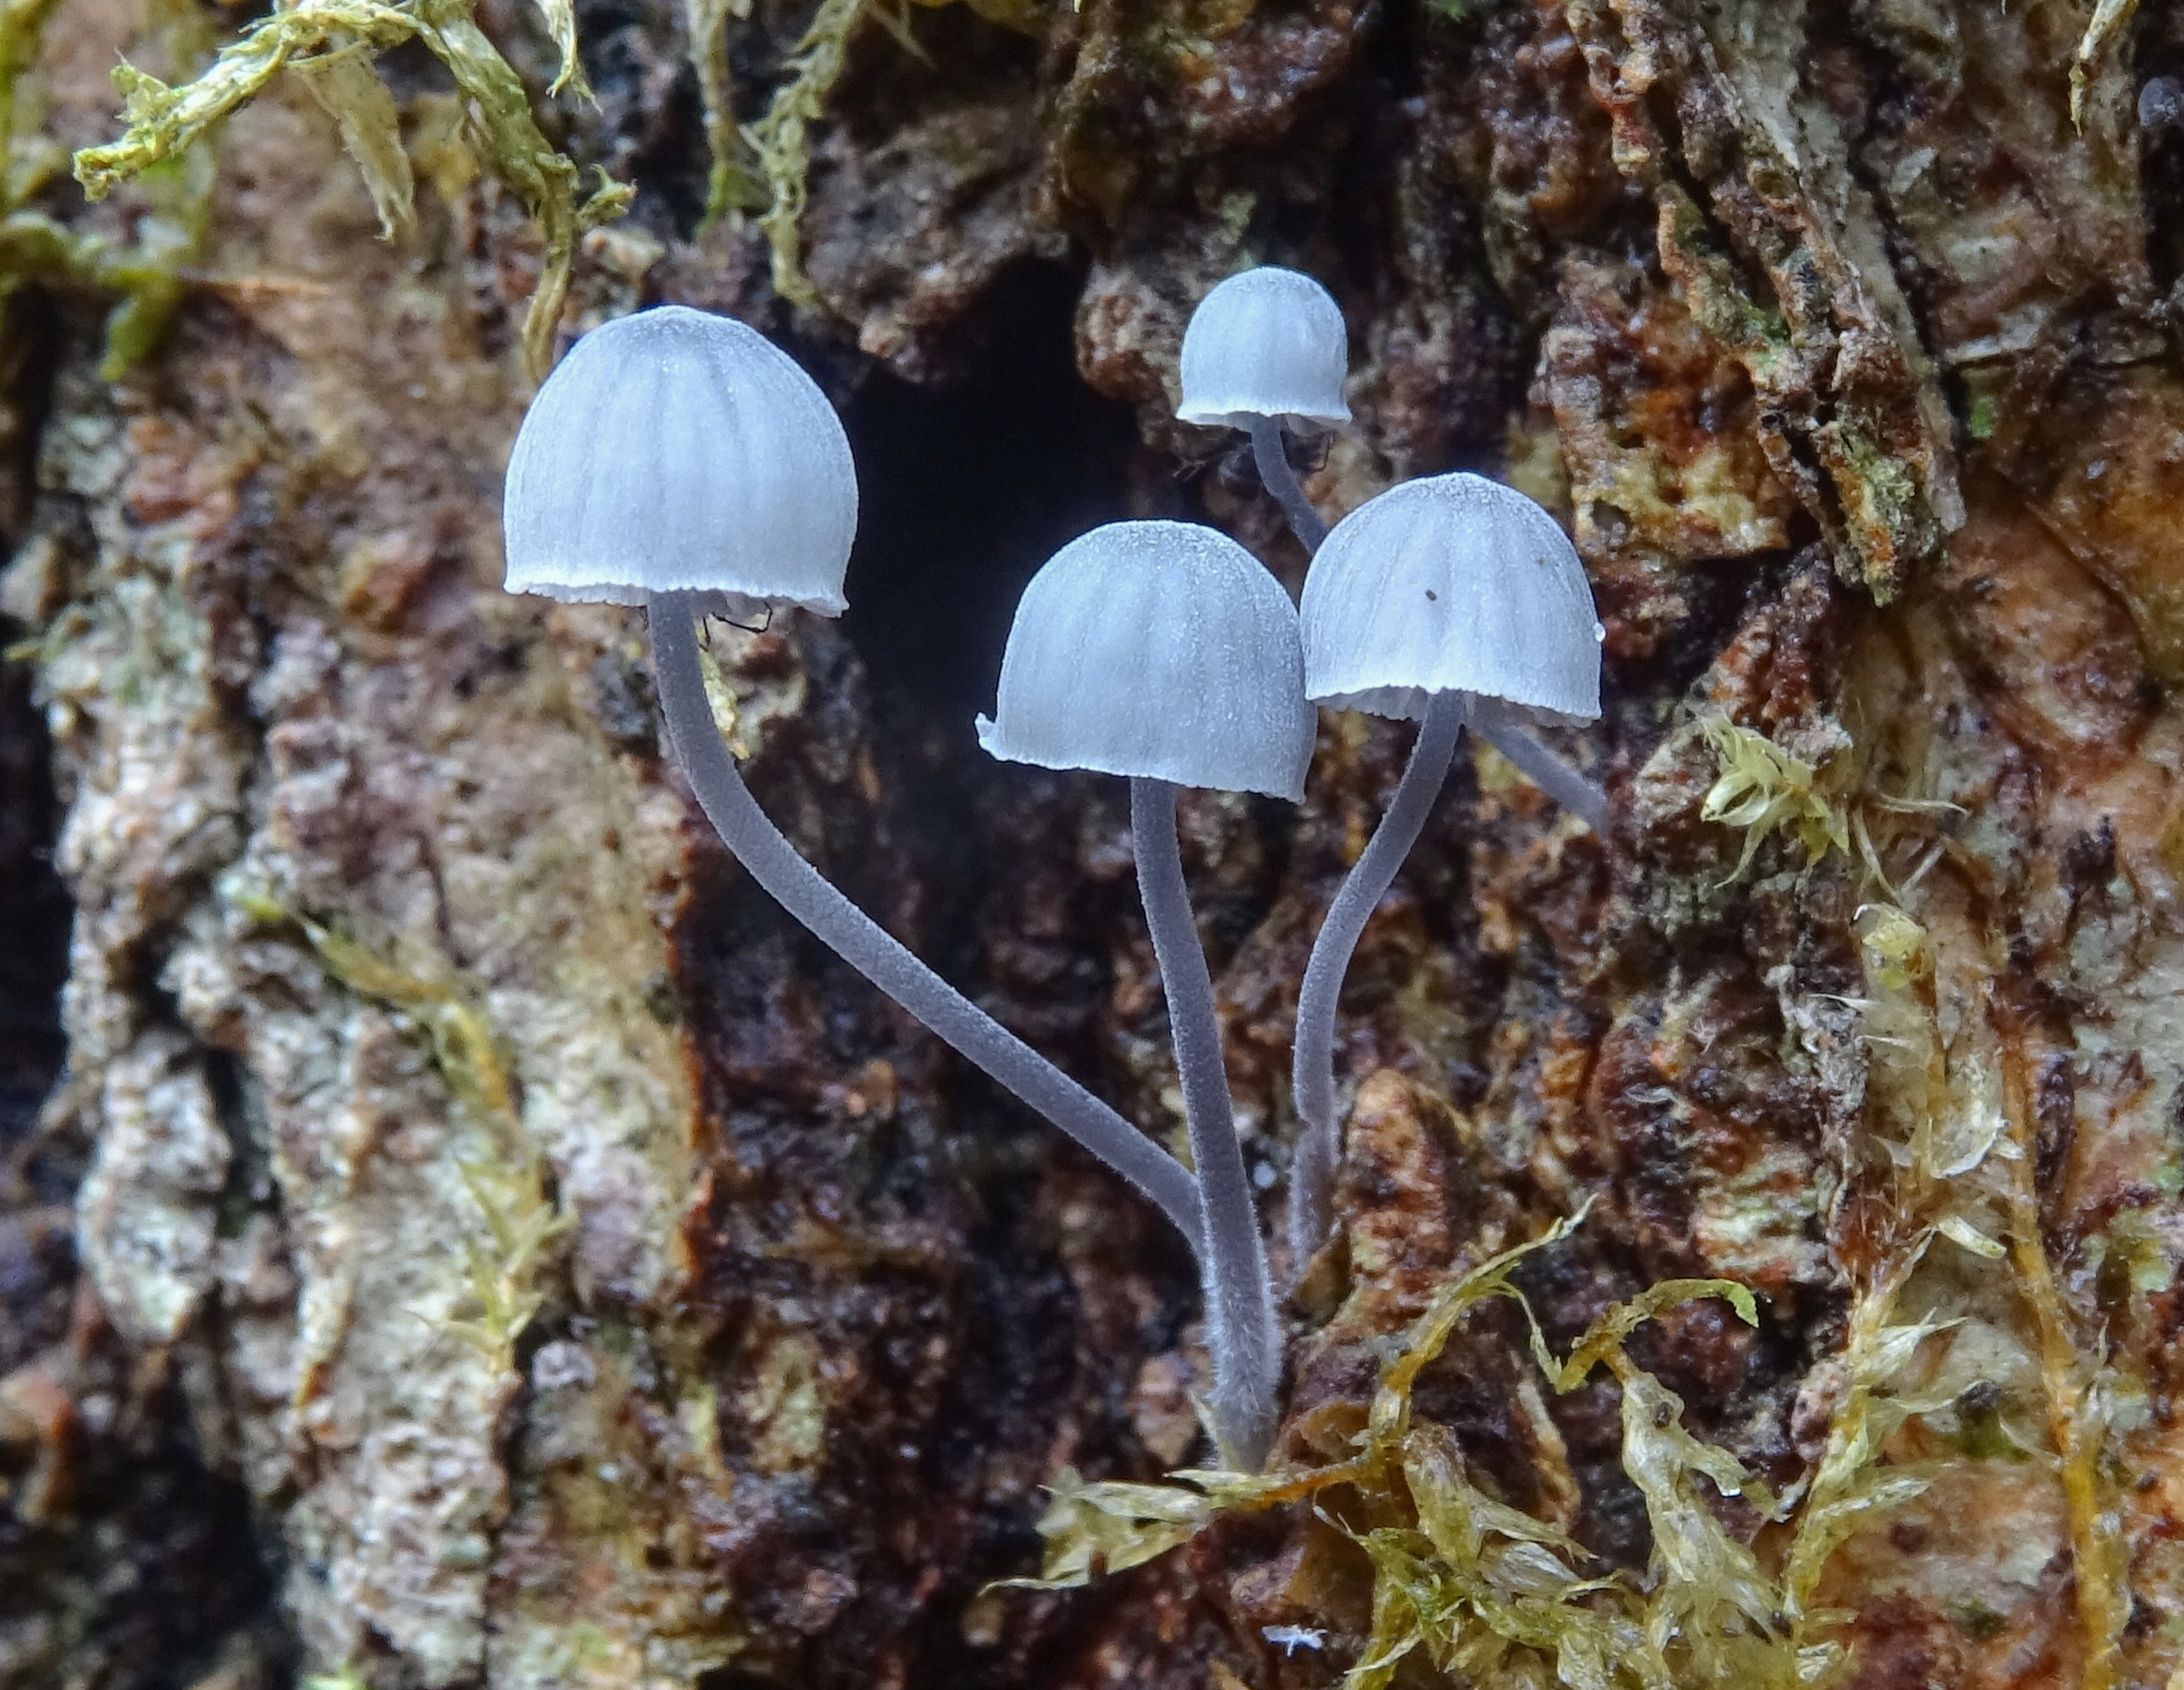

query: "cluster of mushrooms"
left=502, top=269, right=1608, bottom=1470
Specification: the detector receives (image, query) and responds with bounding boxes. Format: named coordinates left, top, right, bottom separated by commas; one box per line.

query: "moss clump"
left=1697, top=715, right=1851, bottom=878
left=1010, top=1115, right=2138, bottom=1690
left=2, top=0, right=214, bottom=376
left=687, top=0, right=766, bottom=229
left=1008, top=1211, right=1860, bottom=1689
left=1842, top=759, right=2138, bottom=1690
left=70, top=0, right=628, bottom=379
left=739, top=0, right=1045, bottom=303
left=741, top=0, right=863, bottom=307
left=1998, top=1041, right=2129, bottom=1690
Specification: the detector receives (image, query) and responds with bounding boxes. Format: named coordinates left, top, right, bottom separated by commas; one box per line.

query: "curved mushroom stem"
left=1288, top=691, right=1467, bottom=1271
left=1468, top=698, right=1609, bottom=835
left=649, top=594, right=1207, bottom=1255
left=1249, top=416, right=1330, bottom=552
left=1129, top=777, right=1281, bottom=1470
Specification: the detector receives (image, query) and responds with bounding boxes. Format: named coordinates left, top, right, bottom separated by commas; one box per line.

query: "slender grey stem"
left=1470, top=699, right=1609, bottom=834
left=649, top=595, right=1206, bottom=1253
left=1129, top=777, right=1280, bottom=1470
left=1288, top=692, right=1467, bottom=1270
left=1249, top=415, right=1330, bottom=552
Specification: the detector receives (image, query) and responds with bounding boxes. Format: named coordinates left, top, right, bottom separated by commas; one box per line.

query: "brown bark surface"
left=5, top=0, right=2184, bottom=1686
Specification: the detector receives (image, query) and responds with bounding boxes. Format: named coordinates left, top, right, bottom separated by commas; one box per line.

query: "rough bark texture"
left=5, top=0, right=2184, bottom=1686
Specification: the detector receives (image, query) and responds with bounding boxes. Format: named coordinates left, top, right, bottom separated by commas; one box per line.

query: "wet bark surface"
left=6, top=0, right=2184, bottom=1686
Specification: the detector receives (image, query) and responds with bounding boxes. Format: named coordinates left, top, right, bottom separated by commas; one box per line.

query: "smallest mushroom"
left=979, top=519, right=1310, bottom=1469
left=1286, top=472, right=1607, bottom=1266
left=1176, top=266, right=1349, bottom=550
left=2143, top=75, right=2184, bottom=131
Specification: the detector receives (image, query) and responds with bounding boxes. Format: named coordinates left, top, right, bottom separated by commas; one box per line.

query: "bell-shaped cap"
left=977, top=522, right=1315, bottom=801
left=1301, top=473, right=1604, bottom=723
left=1175, top=267, right=1350, bottom=431
left=503, top=305, right=858, bottom=617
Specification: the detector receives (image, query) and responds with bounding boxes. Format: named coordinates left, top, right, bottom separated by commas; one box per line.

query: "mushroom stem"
left=1468, top=699, right=1609, bottom=834
left=1129, top=777, right=1281, bottom=1470
left=1288, top=691, right=1467, bottom=1271
left=649, top=594, right=1207, bottom=1253
left=1249, top=416, right=1330, bottom=552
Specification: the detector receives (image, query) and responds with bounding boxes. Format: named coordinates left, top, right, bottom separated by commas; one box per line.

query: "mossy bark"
left=5, top=0, right=2184, bottom=1687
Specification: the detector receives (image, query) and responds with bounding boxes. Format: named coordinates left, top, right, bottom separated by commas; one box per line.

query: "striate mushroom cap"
left=977, top=521, right=1316, bottom=801
left=1300, top=472, right=1604, bottom=723
left=503, top=305, right=858, bottom=617
left=1175, top=267, right=1351, bottom=431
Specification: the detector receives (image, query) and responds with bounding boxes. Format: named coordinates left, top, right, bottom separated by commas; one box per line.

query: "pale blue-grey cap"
left=503, top=305, right=858, bottom=617
left=1301, top=473, right=1604, bottom=723
left=978, top=521, right=1316, bottom=800
left=1176, top=267, right=1351, bottom=431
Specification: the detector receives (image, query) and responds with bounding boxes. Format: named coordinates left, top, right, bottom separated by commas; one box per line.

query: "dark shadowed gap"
left=1, top=296, right=71, bottom=1192
left=837, top=260, right=1144, bottom=735
left=0, top=647, right=66, bottom=1175
left=0, top=292, right=286, bottom=1690
left=2141, top=11, right=2184, bottom=296
left=817, top=264, right=1206, bottom=1689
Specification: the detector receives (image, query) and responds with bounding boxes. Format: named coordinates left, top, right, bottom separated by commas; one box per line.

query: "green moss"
left=1843, top=768, right=2138, bottom=1690
left=1, top=0, right=213, bottom=376
left=688, top=0, right=767, bottom=228
left=740, top=0, right=1046, bottom=304
left=742, top=0, right=862, bottom=307
left=1007, top=1210, right=1877, bottom=1689
left=69, top=0, right=627, bottom=379
left=1697, top=716, right=1851, bottom=879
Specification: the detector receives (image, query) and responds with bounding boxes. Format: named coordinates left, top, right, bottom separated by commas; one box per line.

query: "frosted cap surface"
left=503, top=305, right=857, bottom=616
left=1300, top=473, right=1604, bottom=722
left=1175, top=267, right=1351, bottom=431
left=977, top=521, right=1315, bottom=800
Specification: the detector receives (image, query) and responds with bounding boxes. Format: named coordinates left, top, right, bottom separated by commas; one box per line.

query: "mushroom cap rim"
left=503, top=576, right=845, bottom=619
left=1174, top=398, right=1353, bottom=431
left=974, top=713, right=1309, bottom=803
left=1308, top=681, right=1601, bottom=727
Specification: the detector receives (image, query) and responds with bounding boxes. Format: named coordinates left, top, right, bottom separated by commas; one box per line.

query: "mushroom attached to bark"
left=980, top=520, right=1310, bottom=1468
left=1176, top=266, right=1348, bottom=550
left=1286, top=472, right=1607, bottom=1265
left=501, top=304, right=1204, bottom=1255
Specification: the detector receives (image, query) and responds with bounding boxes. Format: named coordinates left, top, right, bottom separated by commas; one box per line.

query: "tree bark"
left=5, top=0, right=2184, bottom=1687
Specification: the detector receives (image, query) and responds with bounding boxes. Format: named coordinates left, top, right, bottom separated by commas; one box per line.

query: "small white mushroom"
left=1176, top=267, right=1351, bottom=432
left=1287, top=472, right=1608, bottom=1267
left=2142, top=75, right=2184, bottom=132
left=977, top=520, right=1315, bottom=801
left=981, top=519, right=1302, bottom=1469
left=500, top=306, right=1203, bottom=1254
left=1175, top=266, right=1349, bottom=549
left=1300, top=471, right=1604, bottom=726
left=503, top=305, right=857, bottom=617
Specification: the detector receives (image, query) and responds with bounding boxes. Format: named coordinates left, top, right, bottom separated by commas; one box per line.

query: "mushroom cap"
left=1175, top=267, right=1351, bottom=431
left=976, top=521, right=1316, bottom=801
left=503, top=305, right=858, bottom=616
left=1300, top=472, right=1604, bottom=723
